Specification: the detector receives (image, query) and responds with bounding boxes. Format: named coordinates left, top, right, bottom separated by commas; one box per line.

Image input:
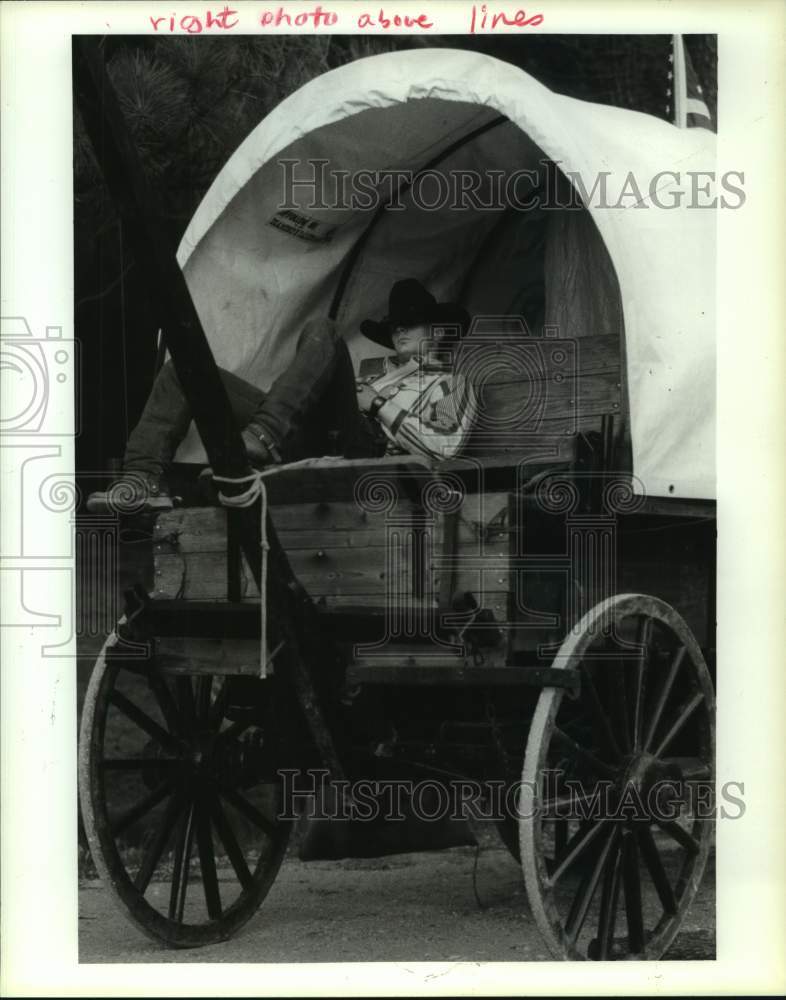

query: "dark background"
left=73, top=34, right=717, bottom=481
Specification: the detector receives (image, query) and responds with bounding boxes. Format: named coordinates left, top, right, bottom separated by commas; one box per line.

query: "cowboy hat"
left=360, top=278, right=470, bottom=350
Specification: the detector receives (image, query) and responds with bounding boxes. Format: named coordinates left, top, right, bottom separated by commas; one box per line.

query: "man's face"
left=391, top=322, right=429, bottom=360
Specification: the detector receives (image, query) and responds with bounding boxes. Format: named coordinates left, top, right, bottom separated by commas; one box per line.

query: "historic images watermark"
left=0, top=316, right=92, bottom=654
left=277, top=158, right=745, bottom=216
left=342, top=316, right=642, bottom=659
left=277, top=769, right=744, bottom=823
left=0, top=316, right=148, bottom=654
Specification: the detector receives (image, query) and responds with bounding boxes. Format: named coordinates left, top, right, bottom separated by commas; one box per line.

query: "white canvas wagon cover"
left=176, top=48, right=716, bottom=500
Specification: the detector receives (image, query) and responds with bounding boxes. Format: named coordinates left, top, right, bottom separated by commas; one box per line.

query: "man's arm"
left=373, top=374, right=476, bottom=461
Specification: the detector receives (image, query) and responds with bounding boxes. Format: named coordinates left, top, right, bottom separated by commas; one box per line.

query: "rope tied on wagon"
left=212, top=468, right=278, bottom=678
left=212, top=457, right=354, bottom=676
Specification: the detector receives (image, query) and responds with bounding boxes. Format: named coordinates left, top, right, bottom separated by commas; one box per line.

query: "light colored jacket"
left=361, top=355, right=476, bottom=461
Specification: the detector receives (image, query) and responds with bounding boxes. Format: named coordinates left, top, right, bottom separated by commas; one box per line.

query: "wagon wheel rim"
left=519, top=594, right=715, bottom=961
left=78, top=631, right=291, bottom=948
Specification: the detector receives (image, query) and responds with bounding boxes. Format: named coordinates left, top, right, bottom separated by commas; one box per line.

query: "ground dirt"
left=79, top=832, right=715, bottom=964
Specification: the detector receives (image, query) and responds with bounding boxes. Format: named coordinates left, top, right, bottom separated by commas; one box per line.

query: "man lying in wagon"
left=87, top=278, right=475, bottom=513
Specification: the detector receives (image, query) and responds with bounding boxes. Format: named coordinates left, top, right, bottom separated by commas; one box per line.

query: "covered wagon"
left=78, top=44, right=716, bottom=960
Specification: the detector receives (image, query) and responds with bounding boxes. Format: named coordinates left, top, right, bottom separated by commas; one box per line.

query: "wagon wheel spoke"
left=169, top=802, right=197, bottom=923
left=133, top=788, right=186, bottom=893
left=542, top=788, right=606, bottom=819
left=594, top=829, right=623, bottom=959
left=565, top=825, right=617, bottom=945
left=111, top=779, right=172, bottom=837
left=553, top=819, right=569, bottom=860
left=655, top=819, right=701, bottom=855
left=220, top=785, right=277, bottom=839
left=175, top=677, right=198, bottom=737
left=520, top=595, right=714, bottom=962
left=210, top=791, right=253, bottom=890
left=108, top=690, right=175, bottom=751
left=652, top=692, right=705, bottom=758
left=632, top=615, right=652, bottom=752
left=80, top=635, right=292, bottom=947
left=195, top=796, right=222, bottom=920
left=195, top=676, right=213, bottom=727
left=622, top=827, right=645, bottom=953
left=637, top=824, right=677, bottom=915
left=580, top=666, right=623, bottom=762
left=552, top=727, right=617, bottom=780
left=208, top=680, right=229, bottom=729
left=660, top=756, right=712, bottom=781
left=643, top=645, right=686, bottom=753
left=146, top=668, right=180, bottom=736
left=547, top=819, right=610, bottom=885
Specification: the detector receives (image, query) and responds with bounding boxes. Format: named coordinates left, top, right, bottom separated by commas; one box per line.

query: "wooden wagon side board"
left=151, top=478, right=515, bottom=671
left=152, top=489, right=512, bottom=613
left=153, top=503, right=405, bottom=605
left=460, top=332, right=623, bottom=457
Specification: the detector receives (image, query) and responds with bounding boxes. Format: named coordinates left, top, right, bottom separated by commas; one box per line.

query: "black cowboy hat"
left=360, top=278, right=470, bottom=350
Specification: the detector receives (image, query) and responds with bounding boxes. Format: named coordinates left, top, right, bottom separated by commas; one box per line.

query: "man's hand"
left=356, top=383, right=379, bottom=413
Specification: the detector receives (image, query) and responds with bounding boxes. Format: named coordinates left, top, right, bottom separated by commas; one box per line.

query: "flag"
left=672, top=34, right=714, bottom=129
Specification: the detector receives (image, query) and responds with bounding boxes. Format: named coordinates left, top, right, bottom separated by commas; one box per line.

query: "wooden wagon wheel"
left=78, top=630, right=291, bottom=948
left=519, top=594, right=715, bottom=961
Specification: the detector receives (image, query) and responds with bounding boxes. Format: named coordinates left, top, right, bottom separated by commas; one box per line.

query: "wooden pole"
left=73, top=37, right=348, bottom=783
left=73, top=38, right=254, bottom=493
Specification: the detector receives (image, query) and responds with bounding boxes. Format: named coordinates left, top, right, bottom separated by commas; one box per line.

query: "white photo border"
left=1, top=0, right=785, bottom=995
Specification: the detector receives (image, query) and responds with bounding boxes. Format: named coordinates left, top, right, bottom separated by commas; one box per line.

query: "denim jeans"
left=123, top=319, right=384, bottom=476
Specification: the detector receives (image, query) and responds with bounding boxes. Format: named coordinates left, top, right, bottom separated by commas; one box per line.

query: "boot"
left=86, top=471, right=173, bottom=514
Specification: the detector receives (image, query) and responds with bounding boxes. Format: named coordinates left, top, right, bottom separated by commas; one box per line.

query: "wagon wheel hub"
left=184, top=735, right=242, bottom=785
left=618, top=752, right=683, bottom=805
left=80, top=652, right=291, bottom=947
left=520, top=594, right=715, bottom=962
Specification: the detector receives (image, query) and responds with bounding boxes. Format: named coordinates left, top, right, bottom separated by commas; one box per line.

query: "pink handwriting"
left=259, top=5, right=338, bottom=27
left=149, top=6, right=239, bottom=32
left=357, top=9, right=433, bottom=29
left=469, top=3, right=544, bottom=32
left=146, top=3, right=545, bottom=37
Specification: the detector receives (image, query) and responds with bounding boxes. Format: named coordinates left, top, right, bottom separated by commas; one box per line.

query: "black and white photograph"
left=1, top=1, right=785, bottom=995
